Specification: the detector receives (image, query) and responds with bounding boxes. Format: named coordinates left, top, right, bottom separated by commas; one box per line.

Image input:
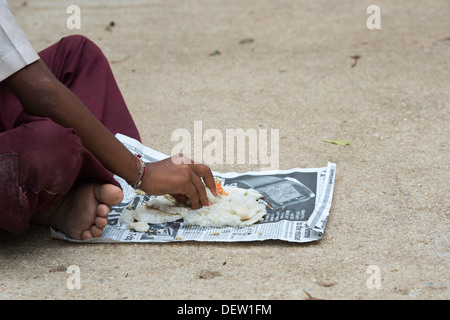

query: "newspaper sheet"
left=51, top=134, right=336, bottom=243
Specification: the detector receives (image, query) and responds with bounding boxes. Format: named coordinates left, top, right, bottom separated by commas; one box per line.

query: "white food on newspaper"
left=51, top=134, right=336, bottom=243
left=121, top=182, right=267, bottom=232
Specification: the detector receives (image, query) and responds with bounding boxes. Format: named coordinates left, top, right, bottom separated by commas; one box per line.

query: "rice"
left=121, top=184, right=267, bottom=232
left=126, top=221, right=150, bottom=233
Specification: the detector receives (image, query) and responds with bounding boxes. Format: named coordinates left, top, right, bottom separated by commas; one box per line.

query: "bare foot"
left=32, top=184, right=123, bottom=240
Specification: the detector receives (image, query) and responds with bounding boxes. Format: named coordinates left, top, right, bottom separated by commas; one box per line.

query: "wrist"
left=139, top=161, right=152, bottom=193
left=128, top=154, right=146, bottom=189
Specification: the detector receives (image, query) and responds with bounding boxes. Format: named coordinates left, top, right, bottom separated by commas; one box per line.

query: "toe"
left=95, top=215, right=108, bottom=229
left=95, top=184, right=124, bottom=206
left=90, top=226, right=103, bottom=237
left=82, top=230, right=93, bottom=240
left=97, top=204, right=110, bottom=217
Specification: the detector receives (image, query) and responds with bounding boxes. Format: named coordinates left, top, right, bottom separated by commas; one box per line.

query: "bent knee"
left=60, top=34, right=104, bottom=58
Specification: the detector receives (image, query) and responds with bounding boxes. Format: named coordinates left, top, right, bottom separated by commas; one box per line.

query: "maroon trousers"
left=0, top=35, right=141, bottom=234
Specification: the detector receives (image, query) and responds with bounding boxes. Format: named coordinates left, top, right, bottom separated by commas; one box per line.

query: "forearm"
left=4, top=60, right=141, bottom=184
left=42, top=85, right=141, bottom=184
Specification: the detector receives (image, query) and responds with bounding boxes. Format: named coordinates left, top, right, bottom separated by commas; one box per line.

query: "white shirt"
left=0, top=0, right=39, bottom=81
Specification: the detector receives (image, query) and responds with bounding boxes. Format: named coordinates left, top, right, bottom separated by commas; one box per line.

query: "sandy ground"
left=0, top=0, right=448, bottom=300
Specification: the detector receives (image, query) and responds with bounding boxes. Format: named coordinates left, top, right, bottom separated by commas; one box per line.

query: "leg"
left=0, top=114, right=122, bottom=237
left=39, top=35, right=141, bottom=141
left=0, top=35, right=138, bottom=237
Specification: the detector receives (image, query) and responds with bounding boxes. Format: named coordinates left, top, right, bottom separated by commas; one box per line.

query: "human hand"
left=140, top=154, right=217, bottom=209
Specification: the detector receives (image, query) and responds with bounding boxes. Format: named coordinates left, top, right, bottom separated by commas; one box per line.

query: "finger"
left=184, top=181, right=200, bottom=210
left=191, top=164, right=217, bottom=196
left=170, top=193, right=189, bottom=204
left=190, top=169, right=210, bottom=208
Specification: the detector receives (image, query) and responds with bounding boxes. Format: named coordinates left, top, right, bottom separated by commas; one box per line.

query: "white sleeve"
left=0, top=0, right=39, bottom=81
